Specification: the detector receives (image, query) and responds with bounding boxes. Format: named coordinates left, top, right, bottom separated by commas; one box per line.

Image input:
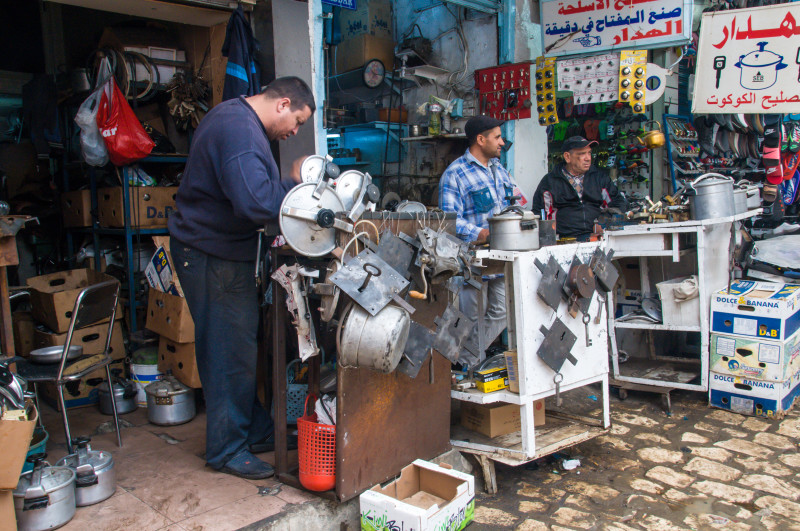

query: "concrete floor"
left=32, top=387, right=800, bottom=531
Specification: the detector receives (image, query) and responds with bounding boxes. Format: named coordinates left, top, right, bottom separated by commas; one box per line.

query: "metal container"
left=29, top=345, right=83, bottom=364
left=14, top=458, right=76, bottom=531
left=733, top=187, right=748, bottom=214
left=687, top=174, right=735, bottom=220
left=738, top=181, right=761, bottom=209
left=337, top=304, right=410, bottom=373
left=97, top=379, right=138, bottom=415
left=145, top=376, right=196, bottom=426
left=489, top=206, right=540, bottom=251
left=56, top=437, right=115, bottom=506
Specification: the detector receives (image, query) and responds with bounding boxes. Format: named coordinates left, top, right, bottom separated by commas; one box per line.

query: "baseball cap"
left=562, top=136, right=598, bottom=152
left=465, top=115, right=504, bottom=142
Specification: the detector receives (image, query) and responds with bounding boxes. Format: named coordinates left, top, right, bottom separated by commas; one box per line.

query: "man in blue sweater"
left=168, top=77, right=314, bottom=479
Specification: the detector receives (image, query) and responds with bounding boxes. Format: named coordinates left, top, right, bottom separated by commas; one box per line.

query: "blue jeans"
left=172, top=241, right=273, bottom=469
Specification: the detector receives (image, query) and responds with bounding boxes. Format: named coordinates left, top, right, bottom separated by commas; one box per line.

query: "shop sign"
left=694, top=4, right=800, bottom=113
left=321, top=0, right=356, bottom=9
left=541, top=0, right=692, bottom=56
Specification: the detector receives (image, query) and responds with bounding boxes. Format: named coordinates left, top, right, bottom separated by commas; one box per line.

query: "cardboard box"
left=158, top=337, right=201, bottom=388
left=97, top=186, right=176, bottom=228
left=0, top=401, right=37, bottom=489
left=0, top=489, right=16, bottom=531
left=334, top=35, right=395, bottom=74
left=145, top=236, right=182, bottom=296
left=656, top=277, right=700, bottom=327
left=338, top=0, right=392, bottom=40
left=474, top=366, right=508, bottom=393
left=711, top=281, right=800, bottom=341
left=33, top=320, right=126, bottom=360
left=504, top=350, right=520, bottom=393
left=710, top=331, right=800, bottom=382
left=146, top=290, right=194, bottom=343
left=13, top=311, right=35, bottom=357
left=460, top=401, right=543, bottom=438
left=39, top=357, right=126, bottom=411
left=360, top=460, right=474, bottom=531
left=27, top=269, right=122, bottom=333
left=61, top=189, right=93, bottom=227
left=709, top=369, right=800, bottom=418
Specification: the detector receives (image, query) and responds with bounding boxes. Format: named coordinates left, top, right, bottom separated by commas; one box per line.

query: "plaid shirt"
left=438, top=149, right=518, bottom=242
left=564, top=168, right=584, bottom=197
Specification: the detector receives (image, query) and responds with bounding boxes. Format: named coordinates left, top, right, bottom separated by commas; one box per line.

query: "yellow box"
left=475, top=367, right=508, bottom=393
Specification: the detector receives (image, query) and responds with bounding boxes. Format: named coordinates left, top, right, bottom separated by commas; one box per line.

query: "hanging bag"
left=75, top=58, right=113, bottom=166
left=96, top=73, right=154, bottom=166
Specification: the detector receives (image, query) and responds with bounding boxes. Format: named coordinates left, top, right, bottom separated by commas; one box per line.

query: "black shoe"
left=220, top=450, right=275, bottom=480
left=249, top=434, right=298, bottom=454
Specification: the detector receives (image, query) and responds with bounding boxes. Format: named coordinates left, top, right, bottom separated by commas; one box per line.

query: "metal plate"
left=334, top=170, right=367, bottom=211
left=590, top=248, right=619, bottom=292
left=329, top=249, right=410, bottom=316
left=534, top=256, right=568, bottom=311
left=537, top=318, right=578, bottom=373
left=279, top=182, right=345, bottom=257
left=432, top=304, right=472, bottom=363
left=317, top=260, right=341, bottom=323
left=300, top=155, right=327, bottom=183
left=376, top=231, right=416, bottom=280
left=397, top=321, right=435, bottom=378
left=396, top=200, right=427, bottom=213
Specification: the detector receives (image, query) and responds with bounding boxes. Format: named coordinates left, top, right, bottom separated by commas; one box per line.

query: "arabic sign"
left=321, top=0, right=356, bottom=10
left=694, top=4, right=800, bottom=113
left=541, top=0, right=692, bottom=56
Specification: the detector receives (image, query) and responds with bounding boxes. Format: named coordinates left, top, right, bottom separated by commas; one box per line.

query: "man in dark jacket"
left=532, top=136, right=627, bottom=240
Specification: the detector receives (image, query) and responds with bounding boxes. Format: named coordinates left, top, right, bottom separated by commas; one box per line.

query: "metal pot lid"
left=98, top=380, right=135, bottom=394
left=691, top=174, right=733, bottom=190
left=145, top=376, right=192, bottom=397
left=334, top=170, right=366, bottom=211
left=738, top=43, right=782, bottom=68
left=14, top=466, right=75, bottom=498
left=57, top=449, right=113, bottom=474
left=490, top=210, right=537, bottom=221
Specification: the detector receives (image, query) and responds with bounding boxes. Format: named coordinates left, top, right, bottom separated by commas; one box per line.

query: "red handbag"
left=96, top=78, right=154, bottom=166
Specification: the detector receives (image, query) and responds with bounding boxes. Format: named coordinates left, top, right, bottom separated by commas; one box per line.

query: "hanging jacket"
left=531, top=163, right=627, bottom=239
left=222, top=6, right=261, bottom=101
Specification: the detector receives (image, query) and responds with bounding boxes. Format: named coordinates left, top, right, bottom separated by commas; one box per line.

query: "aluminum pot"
left=738, top=180, right=761, bottom=209
left=13, top=455, right=76, bottom=531
left=97, top=378, right=138, bottom=415
left=733, top=187, right=748, bottom=214
left=56, top=437, right=115, bottom=506
left=489, top=206, right=540, bottom=251
left=337, top=303, right=410, bottom=373
left=145, top=376, right=195, bottom=426
left=687, top=173, right=735, bottom=220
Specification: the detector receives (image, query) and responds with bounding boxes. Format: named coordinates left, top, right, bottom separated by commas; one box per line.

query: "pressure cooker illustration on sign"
left=735, top=42, right=787, bottom=90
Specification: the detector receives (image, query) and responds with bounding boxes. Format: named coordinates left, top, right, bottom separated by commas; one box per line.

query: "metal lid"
left=98, top=379, right=135, bottom=396
left=57, top=448, right=113, bottom=475
left=491, top=210, right=537, bottom=221
left=145, top=375, right=191, bottom=397
left=14, top=466, right=75, bottom=498
left=739, top=42, right=782, bottom=68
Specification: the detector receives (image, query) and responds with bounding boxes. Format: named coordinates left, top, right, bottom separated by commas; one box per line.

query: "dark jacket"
left=531, top=163, right=626, bottom=239
left=222, top=6, right=261, bottom=101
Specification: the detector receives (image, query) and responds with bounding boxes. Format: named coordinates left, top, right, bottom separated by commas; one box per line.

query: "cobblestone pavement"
left=468, top=389, right=800, bottom=530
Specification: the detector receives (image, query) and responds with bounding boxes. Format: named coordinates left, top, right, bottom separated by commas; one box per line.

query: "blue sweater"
left=168, top=96, right=295, bottom=260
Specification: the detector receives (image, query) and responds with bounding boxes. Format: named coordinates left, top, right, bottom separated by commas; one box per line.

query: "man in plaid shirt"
left=439, top=116, right=527, bottom=362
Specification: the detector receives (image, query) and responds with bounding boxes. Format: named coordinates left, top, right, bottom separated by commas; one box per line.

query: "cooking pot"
left=13, top=454, right=76, bottom=531
left=489, top=206, right=540, bottom=251
left=737, top=180, right=761, bottom=209
left=337, top=303, right=410, bottom=373
left=687, top=173, right=735, bottom=220
left=94, top=370, right=138, bottom=415
left=636, top=120, right=666, bottom=149
left=735, top=41, right=786, bottom=90
left=145, top=376, right=195, bottom=426
left=56, top=437, right=115, bottom=506
left=733, top=187, right=748, bottom=214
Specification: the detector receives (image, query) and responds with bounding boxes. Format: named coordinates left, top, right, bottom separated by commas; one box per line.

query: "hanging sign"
left=540, top=0, right=692, bottom=57
left=322, top=0, right=356, bottom=10
left=693, top=4, right=800, bottom=114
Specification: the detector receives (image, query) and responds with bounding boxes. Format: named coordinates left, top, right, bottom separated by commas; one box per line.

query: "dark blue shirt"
left=168, top=96, right=295, bottom=260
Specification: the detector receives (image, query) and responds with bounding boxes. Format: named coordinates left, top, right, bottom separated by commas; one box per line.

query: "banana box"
left=710, top=331, right=800, bottom=382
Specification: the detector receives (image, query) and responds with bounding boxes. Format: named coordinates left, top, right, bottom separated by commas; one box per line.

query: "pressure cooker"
left=93, top=369, right=138, bottom=415
left=488, top=206, right=540, bottom=251
left=145, top=376, right=196, bottom=426
left=56, top=437, right=115, bottom=506
left=686, top=173, right=735, bottom=220
left=13, top=454, right=76, bottom=531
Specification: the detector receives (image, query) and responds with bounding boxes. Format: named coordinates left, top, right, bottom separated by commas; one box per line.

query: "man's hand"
left=473, top=228, right=490, bottom=245
left=289, top=155, right=310, bottom=183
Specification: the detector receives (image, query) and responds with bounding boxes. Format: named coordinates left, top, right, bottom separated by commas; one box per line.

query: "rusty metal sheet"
left=336, top=353, right=451, bottom=501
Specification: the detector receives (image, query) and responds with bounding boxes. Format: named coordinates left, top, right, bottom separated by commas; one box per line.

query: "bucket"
left=297, top=396, right=336, bottom=492
left=130, top=363, right=163, bottom=407
left=22, top=427, right=49, bottom=473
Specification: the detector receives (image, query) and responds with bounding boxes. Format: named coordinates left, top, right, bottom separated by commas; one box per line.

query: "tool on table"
left=713, top=56, right=726, bottom=89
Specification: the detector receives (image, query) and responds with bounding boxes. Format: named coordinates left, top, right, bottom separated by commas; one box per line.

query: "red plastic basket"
left=297, top=395, right=336, bottom=492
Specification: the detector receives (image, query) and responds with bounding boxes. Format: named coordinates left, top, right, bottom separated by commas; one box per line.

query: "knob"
left=634, top=79, right=644, bottom=89
left=363, top=184, right=380, bottom=204
left=621, top=79, right=630, bottom=88
left=316, top=208, right=335, bottom=228
left=620, top=91, right=630, bottom=100
left=621, top=67, right=631, bottom=76
left=635, top=67, right=644, bottom=77
left=323, top=162, right=340, bottom=181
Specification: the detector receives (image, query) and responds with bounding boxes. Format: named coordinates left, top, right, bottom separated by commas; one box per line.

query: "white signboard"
left=541, top=0, right=692, bottom=57
left=694, top=4, right=800, bottom=114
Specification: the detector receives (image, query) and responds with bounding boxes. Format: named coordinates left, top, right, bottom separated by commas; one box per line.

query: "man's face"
left=268, top=100, right=312, bottom=141
left=478, top=126, right=505, bottom=159
left=564, top=146, right=592, bottom=174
